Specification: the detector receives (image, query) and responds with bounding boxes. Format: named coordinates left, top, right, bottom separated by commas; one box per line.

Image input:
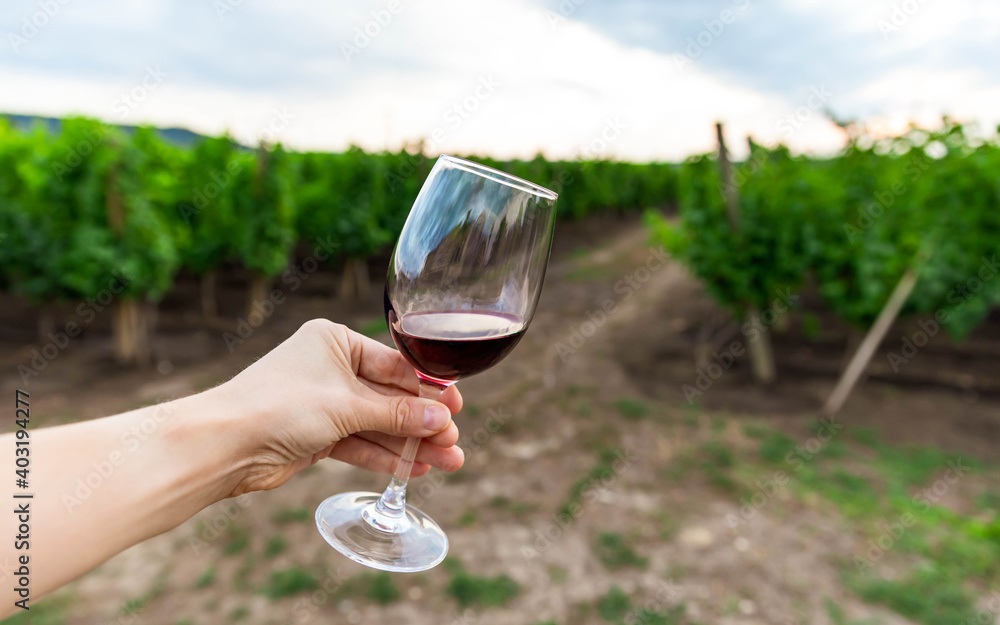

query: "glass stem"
left=363, top=378, right=449, bottom=534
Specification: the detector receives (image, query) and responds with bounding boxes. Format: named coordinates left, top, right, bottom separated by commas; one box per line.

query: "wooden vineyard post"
left=822, top=265, right=921, bottom=416
left=715, top=122, right=776, bottom=384
left=107, top=163, right=152, bottom=366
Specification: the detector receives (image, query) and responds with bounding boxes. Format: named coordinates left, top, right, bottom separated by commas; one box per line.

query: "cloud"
left=0, top=0, right=994, bottom=160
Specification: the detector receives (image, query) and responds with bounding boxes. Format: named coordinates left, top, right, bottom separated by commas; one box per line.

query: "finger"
left=330, top=435, right=433, bottom=477
left=355, top=431, right=465, bottom=472
left=348, top=393, right=453, bottom=438
left=439, top=385, right=463, bottom=415
left=425, top=419, right=460, bottom=448
left=357, top=379, right=464, bottom=417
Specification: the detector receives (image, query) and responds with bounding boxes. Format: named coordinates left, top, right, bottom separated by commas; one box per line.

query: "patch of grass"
left=265, top=535, right=287, bottom=558
left=852, top=427, right=881, bottom=447
left=577, top=401, right=593, bottom=417
left=711, top=417, right=728, bottom=433
left=445, top=560, right=520, bottom=608
left=359, top=317, right=387, bottom=337
left=759, top=431, right=796, bottom=464
left=559, top=447, right=626, bottom=517
left=457, top=510, right=478, bottom=526
left=976, top=491, right=1000, bottom=513
left=701, top=440, right=734, bottom=468
left=848, top=567, right=978, bottom=625
left=195, top=566, right=216, bottom=589
left=262, top=566, right=319, bottom=599
left=223, top=525, right=250, bottom=555
left=661, top=450, right=696, bottom=482
left=233, top=553, right=256, bottom=591
left=272, top=506, right=311, bottom=525
left=488, top=495, right=511, bottom=509
left=741, top=423, right=771, bottom=440
left=612, top=398, right=650, bottom=420
left=701, top=440, right=736, bottom=492
left=817, top=437, right=849, bottom=459
left=229, top=606, right=250, bottom=622
left=875, top=445, right=978, bottom=494
left=594, top=532, right=648, bottom=570
left=633, top=606, right=685, bottom=625
left=366, top=572, right=401, bottom=605
left=123, top=578, right=166, bottom=615
left=597, top=586, right=631, bottom=623
left=654, top=509, right=679, bottom=540
left=548, top=565, right=568, bottom=583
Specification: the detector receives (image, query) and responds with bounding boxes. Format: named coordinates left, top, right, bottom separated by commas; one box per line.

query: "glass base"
left=315, top=492, right=448, bottom=572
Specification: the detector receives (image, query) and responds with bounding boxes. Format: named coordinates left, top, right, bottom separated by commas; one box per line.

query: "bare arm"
left=1, top=320, right=464, bottom=616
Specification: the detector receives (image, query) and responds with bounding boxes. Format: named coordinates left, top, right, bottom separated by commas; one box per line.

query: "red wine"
left=385, top=301, right=526, bottom=383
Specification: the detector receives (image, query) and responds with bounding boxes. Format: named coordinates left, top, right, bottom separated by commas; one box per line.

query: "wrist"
left=153, top=386, right=253, bottom=513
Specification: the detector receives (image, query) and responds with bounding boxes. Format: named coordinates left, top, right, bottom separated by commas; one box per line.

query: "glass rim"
left=438, top=154, right=559, bottom=201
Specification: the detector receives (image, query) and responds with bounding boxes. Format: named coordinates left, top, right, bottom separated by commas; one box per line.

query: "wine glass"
left=315, top=154, right=558, bottom=572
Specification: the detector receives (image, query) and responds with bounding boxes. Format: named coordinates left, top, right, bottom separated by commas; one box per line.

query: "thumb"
left=350, top=394, right=452, bottom=438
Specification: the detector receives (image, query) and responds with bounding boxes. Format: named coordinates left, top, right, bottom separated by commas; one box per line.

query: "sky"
left=0, top=0, right=998, bottom=161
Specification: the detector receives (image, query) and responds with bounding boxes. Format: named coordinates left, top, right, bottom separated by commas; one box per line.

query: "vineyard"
left=0, top=117, right=676, bottom=365
left=1, top=116, right=999, bottom=378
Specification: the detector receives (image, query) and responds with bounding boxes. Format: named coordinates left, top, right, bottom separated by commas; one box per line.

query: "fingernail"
left=424, top=404, right=450, bottom=430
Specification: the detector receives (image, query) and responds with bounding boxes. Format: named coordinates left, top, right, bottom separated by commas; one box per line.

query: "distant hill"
left=2, top=113, right=209, bottom=148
